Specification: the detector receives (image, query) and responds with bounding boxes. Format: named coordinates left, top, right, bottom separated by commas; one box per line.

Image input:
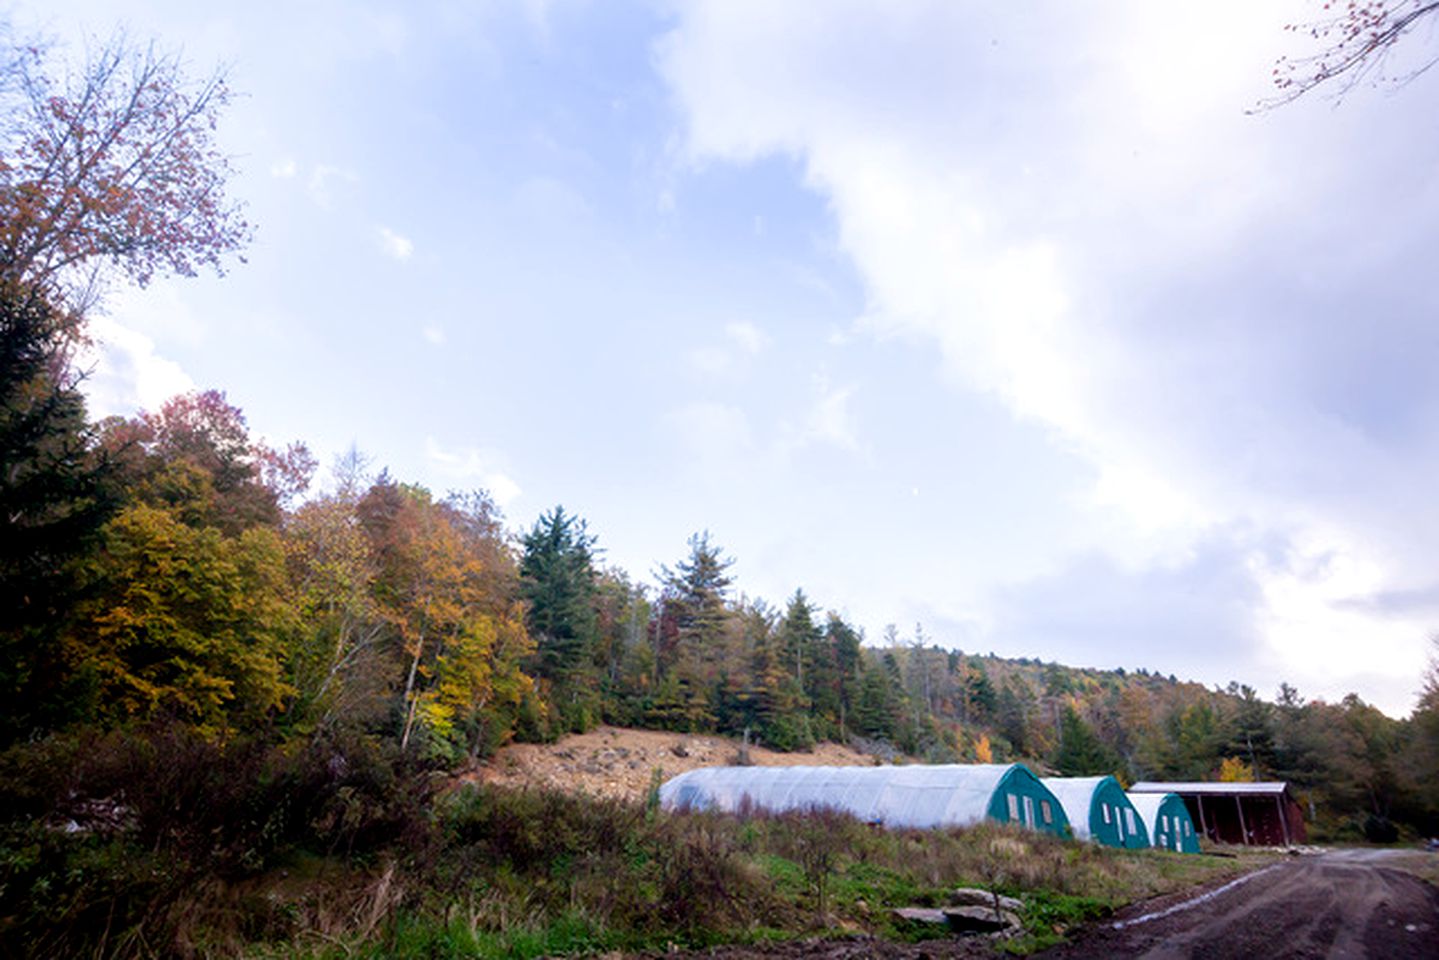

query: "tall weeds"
left=0, top=727, right=1251, bottom=958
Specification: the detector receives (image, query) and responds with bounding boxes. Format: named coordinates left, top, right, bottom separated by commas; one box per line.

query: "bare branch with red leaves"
left=1260, top=0, right=1439, bottom=109
left=0, top=33, right=251, bottom=312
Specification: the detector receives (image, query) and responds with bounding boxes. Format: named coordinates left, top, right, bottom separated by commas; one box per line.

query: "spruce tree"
left=0, top=285, right=117, bottom=739
left=520, top=506, right=599, bottom=683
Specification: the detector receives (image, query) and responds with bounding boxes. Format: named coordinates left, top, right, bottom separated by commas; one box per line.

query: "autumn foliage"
left=0, top=36, right=250, bottom=303
left=1267, top=0, right=1439, bottom=105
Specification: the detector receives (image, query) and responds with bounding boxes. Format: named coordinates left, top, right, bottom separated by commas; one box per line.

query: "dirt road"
left=640, top=852, right=1437, bottom=960
left=1042, top=850, right=1439, bottom=959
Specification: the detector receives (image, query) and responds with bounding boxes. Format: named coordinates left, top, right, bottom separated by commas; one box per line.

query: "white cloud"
left=659, top=0, right=1439, bottom=713
left=724, top=320, right=768, bottom=355
left=422, top=324, right=446, bottom=345
left=79, top=315, right=196, bottom=418
left=100, top=281, right=207, bottom=347
left=75, top=284, right=209, bottom=418
left=270, top=158, right=298, bottom=178
left=687, top=344, right=732, bottom=376
left=666, top=401, right=754, bottom=473
left=377, top=226, right=415, bottom=261
left=307, top=163, right=360, bottom=207
left=805, top=374, right=859, bottom=453
left=1252, top=526, right=1431, bottom=709
left=424, top=437, right=522, bottom=507
left=687, top=321, right=769, bottom=377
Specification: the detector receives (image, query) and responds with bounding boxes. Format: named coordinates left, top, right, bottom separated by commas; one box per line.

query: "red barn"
left=1128, top=781, right=1306, bottom=847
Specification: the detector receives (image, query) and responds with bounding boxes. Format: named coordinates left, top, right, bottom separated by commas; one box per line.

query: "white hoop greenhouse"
left=1041, top=776, right=1149, bottom=848
left=1127, top=791, right=1201, bottom=853
left=659, top=763, right=1070, bottom=836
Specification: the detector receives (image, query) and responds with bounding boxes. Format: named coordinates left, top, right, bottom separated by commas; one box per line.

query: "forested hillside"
left=4, top=350, right=1437, bottom=840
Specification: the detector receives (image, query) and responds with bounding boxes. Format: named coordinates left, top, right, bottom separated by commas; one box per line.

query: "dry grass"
left=1, top=727, right=1280, bottom=959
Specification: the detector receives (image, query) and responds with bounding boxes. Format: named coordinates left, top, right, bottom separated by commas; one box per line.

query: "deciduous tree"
left=118, top=390, right=313, bottom=533
left=69, top=502, right=295, bottom=734
left=0, top=33, right=251, bottom=306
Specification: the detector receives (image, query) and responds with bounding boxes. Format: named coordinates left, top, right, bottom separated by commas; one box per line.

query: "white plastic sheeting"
left=659, top=763, right=1030, bottom=830
left=1127, top=792, right=1194, bottom=852
left=1041, top=776, right=1110, bottom=841
left=1127, top=792, right=1168, bottom=831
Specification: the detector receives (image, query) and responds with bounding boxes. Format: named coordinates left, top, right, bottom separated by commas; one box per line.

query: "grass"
left=0, top=729, right=1277, bottom=958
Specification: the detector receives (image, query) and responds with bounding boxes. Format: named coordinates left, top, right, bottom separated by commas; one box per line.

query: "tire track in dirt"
left=1040, top=854, right=1439, bottom=959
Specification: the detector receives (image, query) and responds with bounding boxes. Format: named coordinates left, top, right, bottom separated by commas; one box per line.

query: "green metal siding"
left=1091, top=777, right=1150, bottom=849
left=1153, top=795, right=1200, bottom=853
left=986, top=765, right=1071, bottom=838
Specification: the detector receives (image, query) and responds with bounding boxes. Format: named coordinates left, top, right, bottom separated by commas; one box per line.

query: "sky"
left=9, top=1, right=1439, bottom=716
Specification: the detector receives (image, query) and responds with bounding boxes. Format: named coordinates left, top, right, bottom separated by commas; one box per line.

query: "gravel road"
left=1040, top=850, right=1439, bottom=959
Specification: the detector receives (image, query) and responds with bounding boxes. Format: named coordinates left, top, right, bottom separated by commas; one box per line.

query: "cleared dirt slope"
left=467, top=726, right=877, bottom=802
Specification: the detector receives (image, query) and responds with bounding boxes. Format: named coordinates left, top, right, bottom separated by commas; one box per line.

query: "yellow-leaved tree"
left=70, top=503, right=295, bottom=735
left=1217, top=756, right=1256, bottom=783
left=358, top=479, right=532, bottom=759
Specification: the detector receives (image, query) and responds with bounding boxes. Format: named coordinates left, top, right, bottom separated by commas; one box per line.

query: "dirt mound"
left=466, top=726, right=877, bottom=802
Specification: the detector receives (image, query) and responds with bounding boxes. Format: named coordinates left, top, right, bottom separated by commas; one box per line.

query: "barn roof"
left=658, top=763, right=1038, bottom=830
left=1129, top=781, right=1293, bottom=797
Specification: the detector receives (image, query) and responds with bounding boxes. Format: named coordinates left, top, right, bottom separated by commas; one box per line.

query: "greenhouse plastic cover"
left=659, top=763, right=1023, bottom=830
left=1127, top=792, right=1177, bottom=835
left=1040, top=776, right=1111, bottom=841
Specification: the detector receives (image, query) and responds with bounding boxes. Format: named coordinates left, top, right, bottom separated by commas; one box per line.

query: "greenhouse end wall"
left=1042, top=776, right=1150, bottom=849
left=1128, top=792, right=1200, bottom=854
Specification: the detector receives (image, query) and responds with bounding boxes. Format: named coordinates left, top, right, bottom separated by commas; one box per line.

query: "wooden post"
left=1235, top=795, right=1249, bottom=845
left=1197, top=795, right=1210, bottom=841
left=1276, top=795, right=1291, bottom=847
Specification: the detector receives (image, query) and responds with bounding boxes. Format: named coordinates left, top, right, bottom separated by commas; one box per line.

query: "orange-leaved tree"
left=359, top=479, right=532, bottom=759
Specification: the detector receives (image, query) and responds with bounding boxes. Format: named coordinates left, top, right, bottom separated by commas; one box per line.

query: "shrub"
left=1363, top=814, right=1399, bottom=844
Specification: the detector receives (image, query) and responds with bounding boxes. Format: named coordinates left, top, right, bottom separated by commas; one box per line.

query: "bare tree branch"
left=1257, top=0, right=1439, bottom=110
left=0, top=30, right=250, bottom=315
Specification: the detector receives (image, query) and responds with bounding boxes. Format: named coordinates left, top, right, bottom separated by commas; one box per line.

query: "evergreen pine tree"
left=520, top=506, right=599, bottom=683
left=1055, top=705, right=1121, bottom=776
left=0, top=285, right=117, bottom=740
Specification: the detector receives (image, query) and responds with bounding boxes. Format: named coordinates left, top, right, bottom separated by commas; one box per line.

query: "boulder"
left=950, top=887, right=1024, bottom=912
left=942, top=906, right=1022, bottom=933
